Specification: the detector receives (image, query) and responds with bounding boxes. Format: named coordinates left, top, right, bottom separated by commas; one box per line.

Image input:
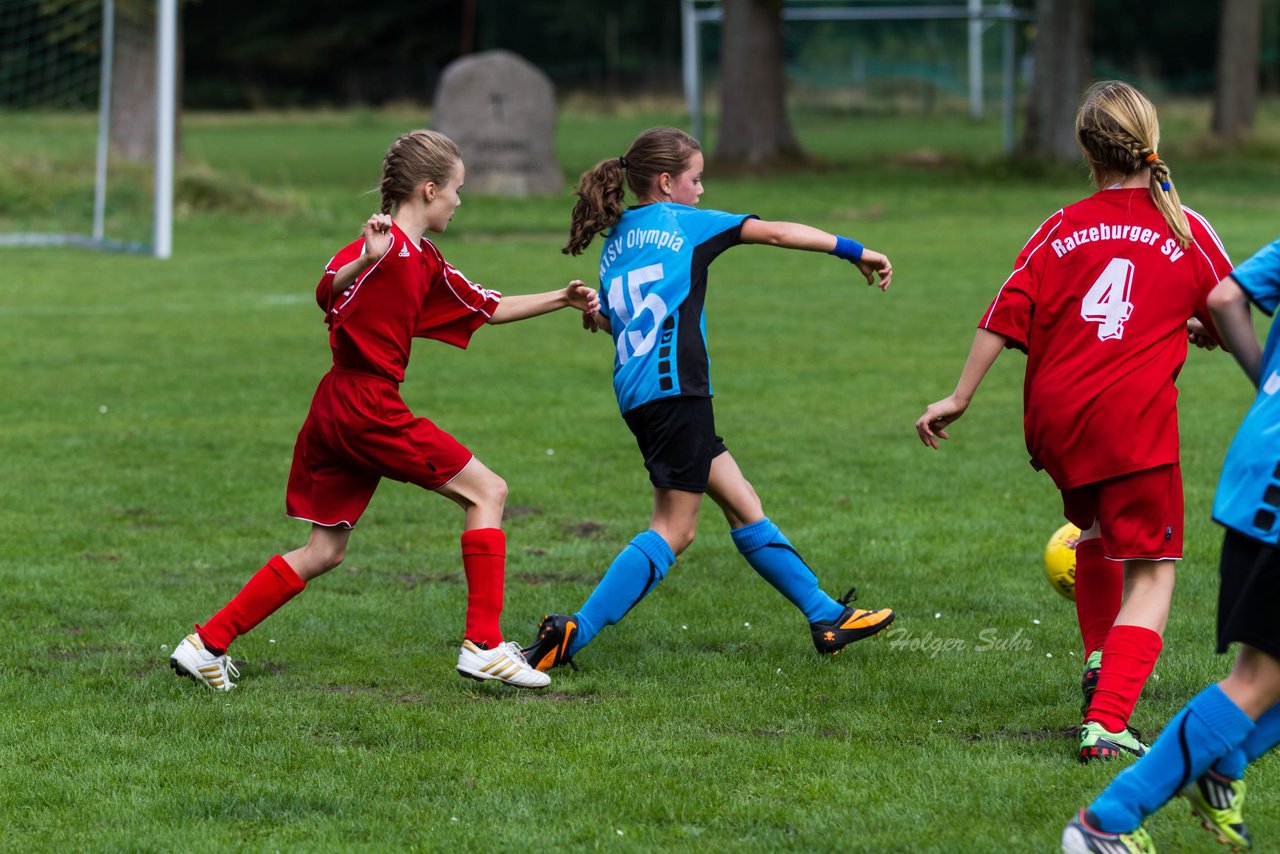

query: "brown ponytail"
left=563, top=127, right=701, bottom=256
left=1075, top=81, right=1192, bottom=247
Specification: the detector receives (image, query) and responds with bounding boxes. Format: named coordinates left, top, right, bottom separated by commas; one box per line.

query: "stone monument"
left=432, top=50, right=562, bottom=196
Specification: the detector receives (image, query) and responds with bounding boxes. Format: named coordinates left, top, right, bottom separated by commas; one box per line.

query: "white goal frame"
left=0, top=0, right=176, bottom=258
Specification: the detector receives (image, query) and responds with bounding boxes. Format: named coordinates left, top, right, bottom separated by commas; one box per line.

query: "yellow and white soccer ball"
left=1044, top=522, right=1081, bottom=601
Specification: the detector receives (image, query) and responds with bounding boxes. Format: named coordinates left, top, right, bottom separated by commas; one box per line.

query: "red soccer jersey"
left=980, top=188, right=1231, bottom=488
left=315, top=223, right=501, bottom=383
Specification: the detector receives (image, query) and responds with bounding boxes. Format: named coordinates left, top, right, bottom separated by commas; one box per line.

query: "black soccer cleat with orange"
left=521, top=613, right=579, bottom=672
left=810, top=587, right=895, bottom=654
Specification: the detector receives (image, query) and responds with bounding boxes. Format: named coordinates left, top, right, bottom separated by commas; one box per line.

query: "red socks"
left=1074, top=538, right=1122, bottom=657
left=1086, top=624, right=1164, bottom=733
left=196, top=531, right=507, bottom=653
left=196, top=555, right=306, bottom=654
left=461, top=528, right=506, bottom=649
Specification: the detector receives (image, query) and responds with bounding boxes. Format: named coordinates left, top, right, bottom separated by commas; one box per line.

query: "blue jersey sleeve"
left=1231, top=237, right=1280, bottom=316
left=672, top=206, right=754, bottom=247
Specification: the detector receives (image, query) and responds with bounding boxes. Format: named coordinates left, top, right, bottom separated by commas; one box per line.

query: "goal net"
left=0, top=0, right=174, bottom=257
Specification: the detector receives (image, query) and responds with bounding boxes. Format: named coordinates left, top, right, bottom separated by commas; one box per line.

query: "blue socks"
left=731, top=518, right=844, bottom=624
left=569, top=530, right=674, bottom=656
left=1215, top=699, right=1280, bottom=778
left=1090, top=685, right=1255, bottom=833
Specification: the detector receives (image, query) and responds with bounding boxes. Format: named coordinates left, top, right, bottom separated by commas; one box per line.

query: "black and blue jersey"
left=1214, top=239, right=1280, bottom=544
left=597, top=203, right=753, bottom=414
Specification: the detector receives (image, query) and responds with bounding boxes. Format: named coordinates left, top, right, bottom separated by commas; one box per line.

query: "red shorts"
left=285, top=368, right=473, bottom=528
left=1060, top=463, right=1183, bottom=561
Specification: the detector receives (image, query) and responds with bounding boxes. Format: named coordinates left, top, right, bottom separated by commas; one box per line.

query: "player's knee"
left=670, top=527, right=696, bottom=555
left=329, top=543, right=348, bottom=568
left=480, top=472, right=508, bottom=510
left=316, top=541, right=346, bottom=571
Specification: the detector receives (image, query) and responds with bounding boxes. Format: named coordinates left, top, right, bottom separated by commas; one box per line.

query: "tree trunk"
left=1021, top=0, right=1092, bottom=161
left=1212, top=0, right=1261, bottom=144
left=714, top=0, right=805, bottom=167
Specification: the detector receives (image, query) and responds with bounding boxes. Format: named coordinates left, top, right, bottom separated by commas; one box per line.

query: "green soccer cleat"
left=1062, top=809, right=1156, bottom=854
left=1079, top=720, right=1148, bottom=763
left=1182, top=769, right=1251, bottom=851
left=521, top=614, right=579, bottom=672
left=1081, top=648, right=1103, bottom=717
left=810, top=587, right=895, bottom=655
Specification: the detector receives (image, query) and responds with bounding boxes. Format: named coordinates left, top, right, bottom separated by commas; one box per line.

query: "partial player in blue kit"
left=522, top=126, right=896, bottom=672
left=1063, top=238, right=1280, bottom=853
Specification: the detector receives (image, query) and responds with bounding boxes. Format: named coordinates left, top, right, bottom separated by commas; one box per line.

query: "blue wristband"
left=830, top=235, right=864, bottom=263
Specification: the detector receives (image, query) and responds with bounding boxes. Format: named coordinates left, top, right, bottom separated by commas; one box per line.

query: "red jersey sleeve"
left=416, top=241, right=502, bottom=349
left=979, top=210, right=1065, bottom=352
left=316, top=240, right=364, bottom=317
left=1184, top=207, right=1234, bottom=348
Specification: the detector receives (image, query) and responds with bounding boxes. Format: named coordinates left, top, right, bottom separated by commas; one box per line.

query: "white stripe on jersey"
left=331, top=239, right=395, bottom=315
left=420, top=239, right=501, bottom=317
left=980, top=209, right=1064, bottom=329
left=1183, top=206, right=1232, bottom=278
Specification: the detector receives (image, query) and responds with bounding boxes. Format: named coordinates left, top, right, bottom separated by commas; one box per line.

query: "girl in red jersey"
left=169, top=129, right=597, bottom=691
left=915, top=81, right=1232, bottom=762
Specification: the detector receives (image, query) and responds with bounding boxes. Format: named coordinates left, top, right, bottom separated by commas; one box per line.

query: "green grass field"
left=3, top=103, right=1280, bottom=851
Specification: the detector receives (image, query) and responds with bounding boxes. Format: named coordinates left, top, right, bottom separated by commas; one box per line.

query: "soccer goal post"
left=0, top=0, right=176, bottom=258
left=681, top=0, right=1030, bottom=153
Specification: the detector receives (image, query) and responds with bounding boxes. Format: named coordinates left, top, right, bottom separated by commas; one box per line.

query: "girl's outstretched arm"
left=740, top=218, right=893, bottom=291
left=487, top=280, right=599, bottom=324
left=915, top=328, right=1008, bottom=449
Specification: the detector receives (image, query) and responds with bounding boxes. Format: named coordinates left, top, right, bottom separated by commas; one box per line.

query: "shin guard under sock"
left=570, top=530, right=674, bottom=656
left=1090, top=685, right=1254, bottom=833
left=197, top=555, right=306, bottom=654
left=1086, top=624, right=1163, bottom=733
left=731, top=518, right=843, bottom=624
left=1074, top=538, right=1122, bottom=657
left=461, top=527, right=506, bottom=648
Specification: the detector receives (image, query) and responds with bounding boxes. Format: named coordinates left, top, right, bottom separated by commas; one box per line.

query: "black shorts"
left=622, top=396, right=727, bottom=492
left=1217, top=528, right=1280, bottom=660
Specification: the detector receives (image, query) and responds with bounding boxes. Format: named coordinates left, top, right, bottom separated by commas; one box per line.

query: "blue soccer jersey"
left=597, top=204, right=754, bottom=413
left=1213, top=238, right=1280, bottom=544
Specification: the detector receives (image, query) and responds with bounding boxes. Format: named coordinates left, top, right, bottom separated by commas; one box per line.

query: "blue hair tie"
left=1160, top=180, right=1171, bottom=192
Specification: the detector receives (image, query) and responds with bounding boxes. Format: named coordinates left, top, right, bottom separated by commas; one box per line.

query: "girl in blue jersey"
left=523, top=127, right=895, bottom=672
left=1063, top=242, right=1280, bottom=853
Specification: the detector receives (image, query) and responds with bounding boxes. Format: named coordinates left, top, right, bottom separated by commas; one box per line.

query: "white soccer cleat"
left=170, top=633, right=240, bottom=692
left=457, top=639, right=551, bottom=688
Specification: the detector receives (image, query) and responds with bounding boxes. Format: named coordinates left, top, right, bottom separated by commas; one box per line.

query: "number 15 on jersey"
left=608, top=263, right=669, bottom=365
left=1081, top=257, right=1135, bottom=341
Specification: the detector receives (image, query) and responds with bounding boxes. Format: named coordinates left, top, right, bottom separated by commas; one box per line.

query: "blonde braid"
left=1075, top=81, right=1192, bottom=248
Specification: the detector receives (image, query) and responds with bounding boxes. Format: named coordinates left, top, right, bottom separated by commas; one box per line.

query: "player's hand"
left=855, top=248, right=892, bottom=291
left=1186, top=318, right=1218, bottom=351
left=360, top=213, right=393, bottom=261
left=565, top=280, right=599, bottom=314
left=915, top=395, right=968, bottom=449
left=582, top=310, right=609, bottom=334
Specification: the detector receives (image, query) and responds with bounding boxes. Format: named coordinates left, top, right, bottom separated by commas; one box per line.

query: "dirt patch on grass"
left=566, top=521, right=607, bottom=539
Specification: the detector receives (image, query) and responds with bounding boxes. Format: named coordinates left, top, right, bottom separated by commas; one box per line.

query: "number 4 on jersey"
left=1080, top=257, right=1135, bottom=341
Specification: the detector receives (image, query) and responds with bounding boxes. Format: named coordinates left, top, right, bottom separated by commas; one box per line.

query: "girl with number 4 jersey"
left=916, top=81, right=1232, bottom=765
left=522, top=126, right=896, bottom=673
